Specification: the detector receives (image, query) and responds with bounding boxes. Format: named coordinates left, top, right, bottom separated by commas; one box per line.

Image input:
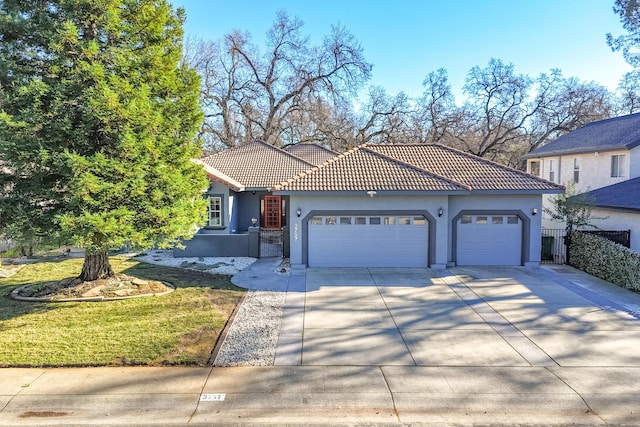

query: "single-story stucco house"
left=177, top=140, right=563, bottom=268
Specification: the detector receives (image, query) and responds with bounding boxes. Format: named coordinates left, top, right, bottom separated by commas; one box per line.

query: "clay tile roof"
left=283, top=143, right=339, bottom=166
left=365, top=144, right=563, bottom=192
left=274, top=146, right=470, bottom=193
left=199, top=140, right=313, bottom=190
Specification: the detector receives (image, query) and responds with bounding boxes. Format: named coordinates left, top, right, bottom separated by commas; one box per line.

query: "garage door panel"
left=457, top=215, right=522, bottom=266
left=308, top=215, right=428, bottom=268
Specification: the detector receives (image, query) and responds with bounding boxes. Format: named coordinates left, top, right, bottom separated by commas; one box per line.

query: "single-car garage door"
left=457, top=214, right=522, bottom=265
left=308, top=214, right=429, bottom=267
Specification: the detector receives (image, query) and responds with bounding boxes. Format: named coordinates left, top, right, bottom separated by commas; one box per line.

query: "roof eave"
left=591, top=204, right=640, bottom=213
left=192, top=159, right=246, bottom=192
left=243, top=186, right=272, bottom=192
left=272, top=190, right=470, bottom=196
left=468, top=189, right=565, bottom=195
left=523, top=146, right=630, bottom=159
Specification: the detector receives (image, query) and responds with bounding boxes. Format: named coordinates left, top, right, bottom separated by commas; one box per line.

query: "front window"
left=573, top=158, right=580, bottom=183
left=611, top=154, right=626, bottom=177
left=548, top=160, right=555, bottom=182
left=208, top=196, right=223, bottom=226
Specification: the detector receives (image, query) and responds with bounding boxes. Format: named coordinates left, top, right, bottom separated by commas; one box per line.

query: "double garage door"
left=308, top=214, right=429, bottom=267
left=306, top=212, right=524, bottom=267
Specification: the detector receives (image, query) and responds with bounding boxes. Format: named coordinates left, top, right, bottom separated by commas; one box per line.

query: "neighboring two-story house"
left=523, top=113, right=640, bottom=252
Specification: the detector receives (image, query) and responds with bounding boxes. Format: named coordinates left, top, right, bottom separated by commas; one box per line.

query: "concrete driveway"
left=282, top=265, right=640, bottom=367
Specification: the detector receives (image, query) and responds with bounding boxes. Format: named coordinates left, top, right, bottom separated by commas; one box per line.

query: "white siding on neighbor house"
left=533, top=150, right=631, bottom=229
left=590, top=208, right=640, bottom=253
left=529, top=151, right=631, bottom=193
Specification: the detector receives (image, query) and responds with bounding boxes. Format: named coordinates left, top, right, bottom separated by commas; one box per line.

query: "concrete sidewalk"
left=2, top=264, right=640, bottom=425
left=1, top=365, right=639, bottom=425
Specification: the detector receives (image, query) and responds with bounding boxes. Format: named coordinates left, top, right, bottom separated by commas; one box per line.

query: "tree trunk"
left=79, top=252, right=114, bottom=282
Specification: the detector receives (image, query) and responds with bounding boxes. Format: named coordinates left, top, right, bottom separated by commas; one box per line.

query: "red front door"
left=263, top=195, right=282, bottom=229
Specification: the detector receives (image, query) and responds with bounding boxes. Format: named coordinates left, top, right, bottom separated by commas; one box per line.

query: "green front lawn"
left=0, top=256, right=244, bottom=367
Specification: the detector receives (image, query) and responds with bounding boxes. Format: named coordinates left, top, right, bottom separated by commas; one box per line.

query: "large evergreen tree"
left=0, top=0, right=208, bottom=281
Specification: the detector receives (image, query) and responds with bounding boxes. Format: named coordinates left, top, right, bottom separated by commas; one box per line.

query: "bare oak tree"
left=527, top=70, right=612, bottom=153
left=186, top=11, right=372, bottom=151
left=616, top=70, right=640, bottom=113
left=353, top=87, right=412, bottom=146
left=412, top=68, right=459, bottom=144
left=452, top=59, right=534, bottom=161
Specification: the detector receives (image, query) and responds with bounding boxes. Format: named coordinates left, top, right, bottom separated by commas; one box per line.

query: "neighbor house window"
left=208, top=196, right=223, bottom=227
left=548, top=160, right=555, bottom=182
left=529, top=161, right=541, bottom=177
left=611, top=154, right=626, bottom=177
left=573, top=158, right=580, bottom=183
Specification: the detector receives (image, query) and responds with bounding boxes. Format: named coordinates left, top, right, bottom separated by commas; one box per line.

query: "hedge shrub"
left=570, top=231, right=640, bottom=292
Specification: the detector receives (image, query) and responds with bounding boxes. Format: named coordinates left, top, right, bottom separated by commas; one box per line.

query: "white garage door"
left=457, top=214, right=522, bottom=266
left=308, top=215, right=429, bottom=267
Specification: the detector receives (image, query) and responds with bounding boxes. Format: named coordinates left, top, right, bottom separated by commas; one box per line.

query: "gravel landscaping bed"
left=213, top=290, right=286, bottom=366
left=135, top=250, right=256, bottom=275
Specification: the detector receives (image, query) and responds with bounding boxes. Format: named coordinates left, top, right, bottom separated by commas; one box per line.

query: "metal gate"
left=259, top=228, right=283, bottom=258
left=541, top=228, right=566, bottom=264
left=541, top=228, right=631, bottom=264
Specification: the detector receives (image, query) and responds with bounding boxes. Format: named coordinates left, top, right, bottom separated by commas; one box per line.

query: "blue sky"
left=172, top=0, right=633, bottom=101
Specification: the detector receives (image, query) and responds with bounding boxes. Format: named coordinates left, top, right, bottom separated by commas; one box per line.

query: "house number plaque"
left=200, top=393, right=226, bottom=401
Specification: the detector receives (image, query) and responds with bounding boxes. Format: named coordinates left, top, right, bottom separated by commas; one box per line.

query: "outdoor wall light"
left=438, top=207, right=444, bottom=217
left=366, top=190, right=377, bottom=198
left=251, top=217, right=258, bottom=226
left=296, top=207, right=302, bottom=217
left=532, top=208, right=538, bottom=216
